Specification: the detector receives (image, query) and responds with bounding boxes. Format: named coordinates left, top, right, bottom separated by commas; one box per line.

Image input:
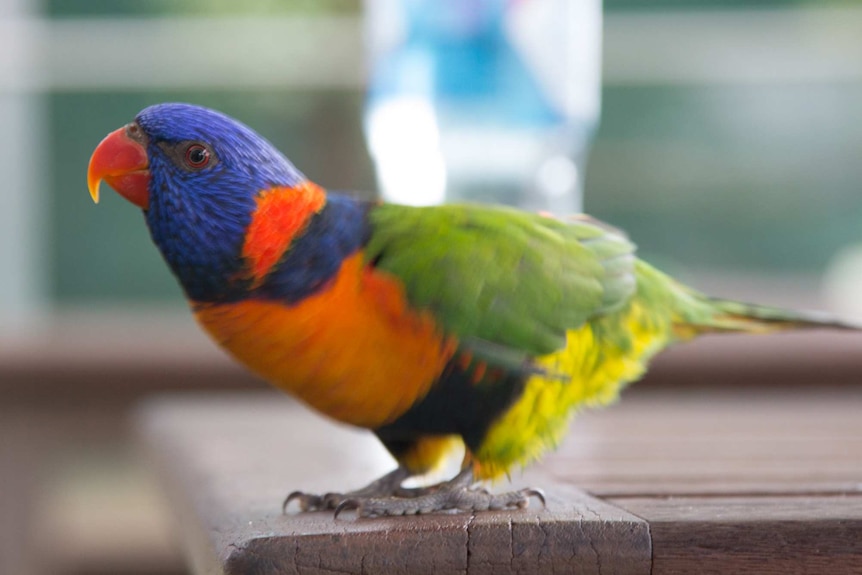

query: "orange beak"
left=87, top=125, right=151, bottom=209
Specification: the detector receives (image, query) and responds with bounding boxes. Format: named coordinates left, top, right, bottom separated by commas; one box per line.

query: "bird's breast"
left=193, top=252, right=457, bottom=428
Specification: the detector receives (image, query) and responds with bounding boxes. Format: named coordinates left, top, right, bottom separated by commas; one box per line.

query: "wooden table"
left=138, top=388, right=862, bottom=575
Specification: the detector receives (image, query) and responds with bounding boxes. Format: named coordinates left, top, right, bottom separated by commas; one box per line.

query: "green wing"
left=364, top=203, right=637, bottom=360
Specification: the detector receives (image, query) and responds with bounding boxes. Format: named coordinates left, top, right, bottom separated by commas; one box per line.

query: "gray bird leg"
left=283, top=466, right=428, bottom=512
left=332, top=467, right=545, bottom=518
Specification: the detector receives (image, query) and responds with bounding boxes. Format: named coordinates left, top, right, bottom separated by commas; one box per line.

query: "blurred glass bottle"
left=364, top=0, right=602, bottom=215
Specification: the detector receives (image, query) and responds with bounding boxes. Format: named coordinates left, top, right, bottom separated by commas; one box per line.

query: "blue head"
left=88, top=103, right=308, bottom=301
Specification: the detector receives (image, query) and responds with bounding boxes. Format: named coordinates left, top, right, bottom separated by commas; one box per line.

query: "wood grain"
left=137, top=394, right=651, bottom=575
left=611, top=495, right=862, bottom=575
left=551, top=388, right=862, bottom=497
left=137, top=388, right=862, bottom=574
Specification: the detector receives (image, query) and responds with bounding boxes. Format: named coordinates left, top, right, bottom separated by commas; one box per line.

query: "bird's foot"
left=333, top=468, right=546, bottom=518
left=283, top=466, right=431, bottom=513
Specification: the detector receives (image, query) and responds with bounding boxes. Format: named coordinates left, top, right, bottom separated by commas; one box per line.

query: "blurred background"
left=1, top=0, right=860, bottom=574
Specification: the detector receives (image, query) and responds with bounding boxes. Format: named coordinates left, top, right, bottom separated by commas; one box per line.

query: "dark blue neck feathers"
left=254, top=194, right=372, bottom=304
left=146, top=182, right=371, bottom=303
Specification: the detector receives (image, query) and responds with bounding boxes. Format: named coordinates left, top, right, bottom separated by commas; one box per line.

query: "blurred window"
left=1, top=0, right=859, bottom=323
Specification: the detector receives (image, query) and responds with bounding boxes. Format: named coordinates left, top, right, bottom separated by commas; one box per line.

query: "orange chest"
left=193, top=253, right=456, bottom=428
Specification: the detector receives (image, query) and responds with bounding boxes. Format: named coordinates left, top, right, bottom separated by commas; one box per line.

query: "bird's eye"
left=184, top=144, right=211, bottom=169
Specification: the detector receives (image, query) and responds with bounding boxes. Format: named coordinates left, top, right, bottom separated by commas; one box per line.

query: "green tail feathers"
left=696, top=296, right=862, bottom=335
left=633, top=260, right=860, bottom=338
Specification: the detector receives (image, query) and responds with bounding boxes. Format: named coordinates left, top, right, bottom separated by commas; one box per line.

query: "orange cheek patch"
left=242, top=182, right=326, bottom=286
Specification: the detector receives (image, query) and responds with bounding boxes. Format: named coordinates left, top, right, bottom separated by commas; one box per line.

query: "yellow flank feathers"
left=474, top=301, right=672, bottom=480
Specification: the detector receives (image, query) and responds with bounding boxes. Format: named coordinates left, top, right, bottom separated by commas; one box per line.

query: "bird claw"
left=284, top=490, right=355, bottom=513
left=282, top=468, right=545, bottom=518
left=283, top=490, right=325, bottom=513
left=520, top=487, right=546, bottom=508
left=333, top=498, right=362, bottom=519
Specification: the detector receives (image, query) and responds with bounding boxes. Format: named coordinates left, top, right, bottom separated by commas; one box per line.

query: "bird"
left=87, top=102, right=859, bottom=517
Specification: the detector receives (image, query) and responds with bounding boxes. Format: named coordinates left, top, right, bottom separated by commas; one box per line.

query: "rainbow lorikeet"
left=88, top=103, right=858, bottom=517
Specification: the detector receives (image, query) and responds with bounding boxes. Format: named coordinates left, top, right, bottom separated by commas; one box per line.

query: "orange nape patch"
left=242, top=182, right=326, bottom=286
left=194, top=252, right=457, bottom=429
